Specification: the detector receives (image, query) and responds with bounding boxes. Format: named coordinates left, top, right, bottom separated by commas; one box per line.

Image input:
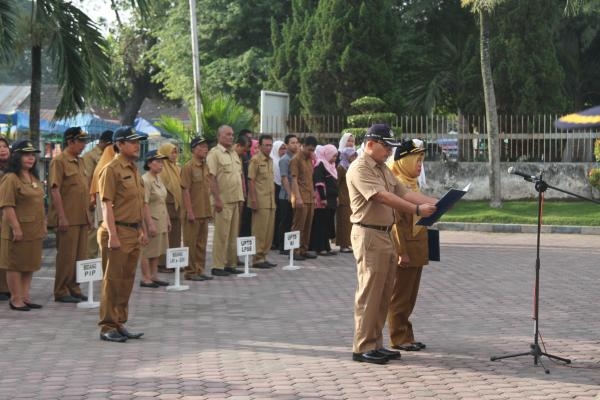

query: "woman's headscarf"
left=270, top=140, right=284, bottom=185
left=315, top=144, right=338, bottom=179
left=338, top=132, right=354, bottom=152
left=90, top=145, right=116, bottom=195
left=158, top=142, right=182, bottom=211
left=339, top=147, right=357, bottom=170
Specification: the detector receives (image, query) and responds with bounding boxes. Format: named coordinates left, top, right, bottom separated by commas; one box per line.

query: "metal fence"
left=264, top=114, right=600, bottom=163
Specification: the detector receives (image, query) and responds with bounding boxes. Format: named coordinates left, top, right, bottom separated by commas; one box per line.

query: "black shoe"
left=224, top=267, right=243, bottom=274
left=72, top=293, right=88, bottom=301
left=211, top=268, right=230, bottom=277
left=0, top=292, right=10, bottom=301
left=117, top=327, right=144, bottom=339
left=377, top=348, right=401, bottom=360
left=9, top=301, right=30, bottom=311
left=55, top=295, right=81, bottom=303
left=23, top=301, right=43, bottom=309
left=293, top=254, right=306, bottom=261
left=391, top=343, right=421, bottom=351
left=264, top=260, right=277, bottom=267
left=352, top=350, right=389, bottom=364
left=152, top=279, right=170, bottom=286
left=185, top=275, right=206, bottom=281
left=200, top=274, right=214, bottom=280
left=304, top=252, right=318, bottom=259
left=100, top=330, right=128, bottom=343
left=252, top=262, right=270, bottom=269
left=140, top=281, right=159, bottom=288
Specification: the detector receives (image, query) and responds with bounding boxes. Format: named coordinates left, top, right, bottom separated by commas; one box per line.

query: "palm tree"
left=461, top=0, right=503, bottom=208
left=0, top=0, right=16, bottom=64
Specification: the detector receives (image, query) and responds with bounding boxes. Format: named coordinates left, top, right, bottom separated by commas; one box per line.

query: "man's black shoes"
left=100, top=330, right=128, bottom=343
left=377, top=347, right=401, bottom=360
left=224, top=267, right=243, bottom=274
left=352, top=350, right=389, bottom=364
left=211, top=268, right=230, bottom=277
left=118, top=327, right=144, bottom=339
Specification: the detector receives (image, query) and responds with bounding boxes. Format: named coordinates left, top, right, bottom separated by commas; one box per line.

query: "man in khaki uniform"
left=0, top=135, right=10, bottom=301
left=81, top=130, right=113, bottom=259
left=48, top=127, right=91, bottom=303
left=97, top=126, right=147, bottom=343
left=181, top=136, right=214, bottom=281
left=207, top=125, right=245, bottom=277
left=248, top=134, right=277, bottom=269
left=347, top=124, right=436, bottom=365
left=289, top=136, right=318, bottom=260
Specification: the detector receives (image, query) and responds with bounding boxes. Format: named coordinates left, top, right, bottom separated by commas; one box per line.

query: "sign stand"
left=166, top=247, right=190, bottom=291
left=76, top=258, right=102, bottom=309
left=236, top=236, right=257, bottom=278
left=282, top=231, right=301, bottom=271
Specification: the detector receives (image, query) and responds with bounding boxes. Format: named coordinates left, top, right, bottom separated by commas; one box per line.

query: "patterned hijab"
left=158, top=142, right=182, bottom=211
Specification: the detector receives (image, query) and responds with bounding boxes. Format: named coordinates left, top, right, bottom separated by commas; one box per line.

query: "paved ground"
left=0, top=230, right=599, bottom=399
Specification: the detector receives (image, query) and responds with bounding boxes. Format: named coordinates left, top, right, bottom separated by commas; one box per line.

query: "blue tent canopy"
left=16, top=111, right=68, bottom=135
left=55, top=113, right=120, bottom=138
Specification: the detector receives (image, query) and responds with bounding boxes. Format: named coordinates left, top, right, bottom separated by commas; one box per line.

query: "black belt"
left=355, top=222, right=393, bottom=233
left=115, top=221, right=141, bottom=229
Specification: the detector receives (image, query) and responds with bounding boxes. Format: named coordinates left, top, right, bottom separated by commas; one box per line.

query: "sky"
left=74, top=1, right=127, bottom=34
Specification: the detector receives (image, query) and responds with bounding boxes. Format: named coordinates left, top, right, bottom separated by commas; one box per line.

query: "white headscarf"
left=338, top=132, right=354, bottom=152
left=270, top=140, right=285, bottom=185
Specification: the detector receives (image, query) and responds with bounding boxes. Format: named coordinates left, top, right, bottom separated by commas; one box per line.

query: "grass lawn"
left=440, top=200, right=600, bottom=226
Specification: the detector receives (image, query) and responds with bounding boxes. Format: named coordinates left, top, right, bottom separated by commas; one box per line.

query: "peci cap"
left=394, top=139, right=425, bottom=160
left=12, top=139, right=41, bottom=153
left=113, top=126, right=148, bottom=142
left=364, top=124, right=402, bottom=147
left=64, top=126, right=90, bottom=142
left=190, top=136, right=207, bottom=148
left=99, top=130, right=114, bottom=143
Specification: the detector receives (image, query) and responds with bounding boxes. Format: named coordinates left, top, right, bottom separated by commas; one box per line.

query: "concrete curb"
left=436, top=222, right=600, bottom=235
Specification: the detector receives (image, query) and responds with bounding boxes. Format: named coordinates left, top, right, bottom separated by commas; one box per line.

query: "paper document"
left=416, top=183, right=470, bottom=226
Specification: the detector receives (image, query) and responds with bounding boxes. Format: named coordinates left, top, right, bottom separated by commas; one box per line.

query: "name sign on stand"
left=76, top=258, right=102, bottom=308
left=283, top=231, right=301, bottom=270
left=236, top=236, right=257, bottom=277
left=166, top=247, right=189, bottom=291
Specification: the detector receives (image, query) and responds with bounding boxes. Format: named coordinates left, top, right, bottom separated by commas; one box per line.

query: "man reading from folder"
left=347, top=124, right=436, bottom=365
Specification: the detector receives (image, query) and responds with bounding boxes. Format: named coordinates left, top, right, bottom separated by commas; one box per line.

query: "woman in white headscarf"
left=338, top=132, right=355, bottom=152
left=270, top=140, right=286, bottom=250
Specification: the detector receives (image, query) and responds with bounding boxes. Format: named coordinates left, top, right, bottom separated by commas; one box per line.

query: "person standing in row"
left=347, top=124, right=436, bottom=365
left=0, top=135, right=11, bottom=301
left=387, top=139, right=434, bottom=352
left=81, top=130, right=113, bottom=259
left=277, top=134, right=299, bottom=255
left=207, top=125, right=244, bottom=276
left=236, top=134, right=252, bottom=238
left=140, top=150, right=170, bottom=288
left=157, top=142, right=183, bottom=273
left=289, top=136, right=318, bottom=261
left=248, top=134, right=277, bottom=269
left=48, top=127, right=91, bottom=304
left=336, top=147, right=358, bottom=253
left=270, top=140, right=286, bottom=250
left=0, top=140, right=46, bottom=311
left=181, top=136, right=214, bottom=281
left=97, top=127, right=147, bottom=342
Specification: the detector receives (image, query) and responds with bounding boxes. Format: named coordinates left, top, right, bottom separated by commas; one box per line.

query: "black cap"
left=12, top=139, right=41, bottom=153
left=113, top=126, right=148, bottom=142
left=143, top=149, right=168, bottom=170
left=64, top=126, right=90, bottom=142
left=190, top=136, right=207, bottom=148
left=364, top=124, right=402, bottom=146
left=394, top=139, right=426, bottom=160
left=100, top=130, right=114, bottom=143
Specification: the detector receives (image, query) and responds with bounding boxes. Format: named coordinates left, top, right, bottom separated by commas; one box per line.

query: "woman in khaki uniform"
left=0, top=135, right=11, bottom=301
left=0, top=140, right=46, bottom=311
left=140, top=150, right=170, bottom=288
left=157, top=143, right=182, bottom=272
left=386, top=139, right=435, bottom=351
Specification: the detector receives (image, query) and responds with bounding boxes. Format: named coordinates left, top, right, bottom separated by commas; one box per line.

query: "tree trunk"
left=119, top=76, right=152, bottom=126
left=29, top=44, right=42, bottom=148
left=479, top=10, right=502, bottom=208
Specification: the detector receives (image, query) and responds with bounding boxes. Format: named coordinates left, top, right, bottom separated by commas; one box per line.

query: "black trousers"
left=277, top=198, right=293, bottom=251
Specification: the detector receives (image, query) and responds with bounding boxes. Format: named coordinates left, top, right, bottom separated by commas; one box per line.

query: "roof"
left=0, top=85, right=32, bottom=115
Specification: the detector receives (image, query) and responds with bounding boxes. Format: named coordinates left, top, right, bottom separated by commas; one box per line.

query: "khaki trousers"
left=291, top=203, right=314, bottom=255
left=387, top=266, right=423, bottom=346
left=351, top=225, right=396, bottom=353
left=54, top=224, right=87, bottom=299
left=252, top=208, right=275, bottom=264
left=86, top=227, right=99, bottom=259
left=98, top=225, right=141, bottom=333
left=212, top=202, right=240, bottom=269
left=183, top=217, right=209, bottom=277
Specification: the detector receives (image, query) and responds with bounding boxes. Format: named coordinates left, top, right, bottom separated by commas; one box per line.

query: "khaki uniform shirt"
left=47, top=151, right=90, bottom=227
left=0, top=173, right=46, bottom=240
left=248, top=152, right=275, bottom=209
left=142, top=173, right=169, bottom=233
left=99, top=154, right=144, bottom=225
left=206, top=143, right=244, bottom=204
left=289, top=153, right=314, bottom=204
left=181, top=158, right=211, bottom=218
left=81, top=145, right=103, bottom=185
left=346, top=153, right=408, bottom=226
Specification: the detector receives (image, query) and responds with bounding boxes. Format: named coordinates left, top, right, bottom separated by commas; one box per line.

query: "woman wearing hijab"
left=157, top=143, right=183, bottom=272
left=338, top=132, right=355, bottom=152
left=308, top=144, right=339, bottom=256
left=386, top=139, right=437, bottom=352
left=335, top=147, right=357, bottom=253
left=270, top=140, right=286, bottom=250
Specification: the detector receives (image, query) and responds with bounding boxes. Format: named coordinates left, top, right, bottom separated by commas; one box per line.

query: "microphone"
left=507, top=167, right=537, bottom=182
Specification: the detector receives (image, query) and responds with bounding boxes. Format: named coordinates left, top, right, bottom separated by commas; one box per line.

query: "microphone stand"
left=490, top=171, right=600, bottom=373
